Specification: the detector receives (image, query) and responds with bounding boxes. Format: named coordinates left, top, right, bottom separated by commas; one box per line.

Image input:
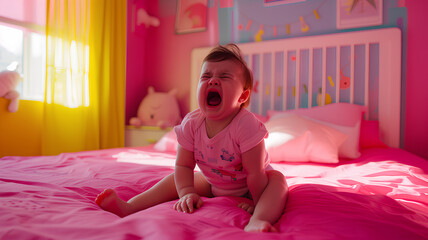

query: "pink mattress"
left=1, top=146, right=428, bottom=239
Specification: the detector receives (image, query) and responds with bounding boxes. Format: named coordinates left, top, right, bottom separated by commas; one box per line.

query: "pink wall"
left=404, top=1, right=428, bottom=159
left=126, top=0, right=149, bottom=124
left=125, top=0, right=218, bottom=123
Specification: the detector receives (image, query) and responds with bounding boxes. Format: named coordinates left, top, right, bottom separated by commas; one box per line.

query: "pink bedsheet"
left=1, top=147, right=428, bottom=239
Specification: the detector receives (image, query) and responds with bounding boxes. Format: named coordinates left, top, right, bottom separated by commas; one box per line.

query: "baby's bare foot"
left=244, top=218, right=277, bottom=232
left=95, top=189, right=130, bottom=217
left=237, top=202, right=254, bottom=214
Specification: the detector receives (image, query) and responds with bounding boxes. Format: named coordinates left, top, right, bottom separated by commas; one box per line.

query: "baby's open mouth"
left=207, top=90, right=222, bottom=106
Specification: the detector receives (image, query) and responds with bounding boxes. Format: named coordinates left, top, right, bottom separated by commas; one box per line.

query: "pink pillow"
left=267, top=103, right=366, bottom=159
left=153, top=130, right=178, bottom=152
left=267, top=103, right=366, bottom=127
left=265, top=114, right=347, bottom=163
left=359, top=120, right=388, bottom=149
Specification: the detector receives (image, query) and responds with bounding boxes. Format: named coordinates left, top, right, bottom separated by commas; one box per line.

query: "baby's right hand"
left=173, top=193, right=203, bottom=213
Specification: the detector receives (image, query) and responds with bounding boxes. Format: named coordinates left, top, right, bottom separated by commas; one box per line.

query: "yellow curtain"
left=43, top=0, right=126, bottom=155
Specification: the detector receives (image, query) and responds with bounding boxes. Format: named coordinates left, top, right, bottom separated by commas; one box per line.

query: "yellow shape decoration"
left=255, top=28, right=264, bottom=42
left=328, top=76, right=334, bottom=87
left=325, top=93, right=332, bottom=104
left=317, top=92, right=332, bottom=106
left=299, top=16, right=309, bottom=32
left=313, top=9, right=320, bottom=19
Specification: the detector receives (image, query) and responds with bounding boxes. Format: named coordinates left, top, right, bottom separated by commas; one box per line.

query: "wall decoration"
left=340, top=69, right=351, bottom=89
left=237, top=0, right=326, bottom=42
left=255, top=26, right=264, bottom=42
left=336, top=0, right=383, bottom=29
left=316, top=88, right=332, bottom=106
left=299, top=16, right=309, bottom=32
left=175, top=0, right=208, bottom=34
left=136, top=9, right=160, bottom=28
left=131, top=2, right=160, bottom=35
left=264, top=0, right=307, bottom=7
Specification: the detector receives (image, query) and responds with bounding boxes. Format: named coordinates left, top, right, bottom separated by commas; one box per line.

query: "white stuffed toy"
left=0, top=71, right=21, bottom=112
left=130, top=86, right=181, bottom=128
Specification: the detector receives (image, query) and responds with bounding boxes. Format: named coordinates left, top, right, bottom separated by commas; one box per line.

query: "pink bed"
left=3, top=28, right=427, bottom=239
left=1, top=144, right=428, bottom=239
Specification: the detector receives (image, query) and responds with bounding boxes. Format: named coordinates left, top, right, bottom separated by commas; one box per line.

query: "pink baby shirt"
left=174, top=108, right=269, bottom=197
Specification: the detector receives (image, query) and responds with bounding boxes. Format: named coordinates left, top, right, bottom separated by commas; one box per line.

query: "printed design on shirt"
left=206, top=145, right=213, bottom=150
left=208, top=157, right=217, bottom=163
left=234, top=163, right=243, bottom=172
left=220, top=148, right=235, bottom=162
left=194, top=148, right=205, bottom=163
left=211, top=167, right=237, bottom=182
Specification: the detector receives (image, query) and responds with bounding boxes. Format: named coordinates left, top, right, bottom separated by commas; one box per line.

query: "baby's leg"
left=95, top=189, right=131, bottom=217
left=95, top=172, right=211, bottom=217
left=95, top=173, right=178, bottom=217
left=244, top=170, right=288, bottom=232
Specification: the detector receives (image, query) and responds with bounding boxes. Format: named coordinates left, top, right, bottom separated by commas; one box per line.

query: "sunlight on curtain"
left=43, top=0, right=126, bottom=155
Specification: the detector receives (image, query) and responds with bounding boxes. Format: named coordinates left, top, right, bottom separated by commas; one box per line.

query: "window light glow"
left=0, top=24, right=22, bottom=55
left=67, top=40, right=79, bottom=108
left=264, top=132, right=295, bottom=149
left=46, top=37, right=90, bottom=108
left=6, top=61, right=18, bottom=71
left=84, top=44, right=90, bottom=107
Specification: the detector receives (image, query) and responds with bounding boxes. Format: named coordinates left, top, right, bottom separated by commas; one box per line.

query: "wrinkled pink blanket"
left=1, top=147, right=428, bottom=240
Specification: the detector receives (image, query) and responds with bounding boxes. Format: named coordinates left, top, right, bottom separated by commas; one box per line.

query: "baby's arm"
left=173, top=145, right=202, bottom=213
left=242, top=140, right=269, bottom=205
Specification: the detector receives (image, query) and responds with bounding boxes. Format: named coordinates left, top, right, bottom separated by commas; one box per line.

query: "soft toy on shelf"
left=0, top=70, right=21, bottom=113
left=129, top=86, right=181, bottom=129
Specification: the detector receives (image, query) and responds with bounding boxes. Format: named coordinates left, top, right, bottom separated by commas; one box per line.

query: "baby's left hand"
left=173, top=193, right=203, bottom=213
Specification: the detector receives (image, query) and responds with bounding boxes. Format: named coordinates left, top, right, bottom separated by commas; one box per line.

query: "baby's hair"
left=203, top=44, right=253, bottom=108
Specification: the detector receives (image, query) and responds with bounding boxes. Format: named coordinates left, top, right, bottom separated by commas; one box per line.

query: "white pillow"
left=265, top=114, right=347, bottom=163
left=308, top=118, right=361, bottom=159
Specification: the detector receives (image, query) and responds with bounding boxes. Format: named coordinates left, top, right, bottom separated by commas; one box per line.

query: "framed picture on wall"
left=264, top=0, right=306, bottom=6
left=336, top=0, right=383, bottom=29
left=175, top=0, right=208, bottom=34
